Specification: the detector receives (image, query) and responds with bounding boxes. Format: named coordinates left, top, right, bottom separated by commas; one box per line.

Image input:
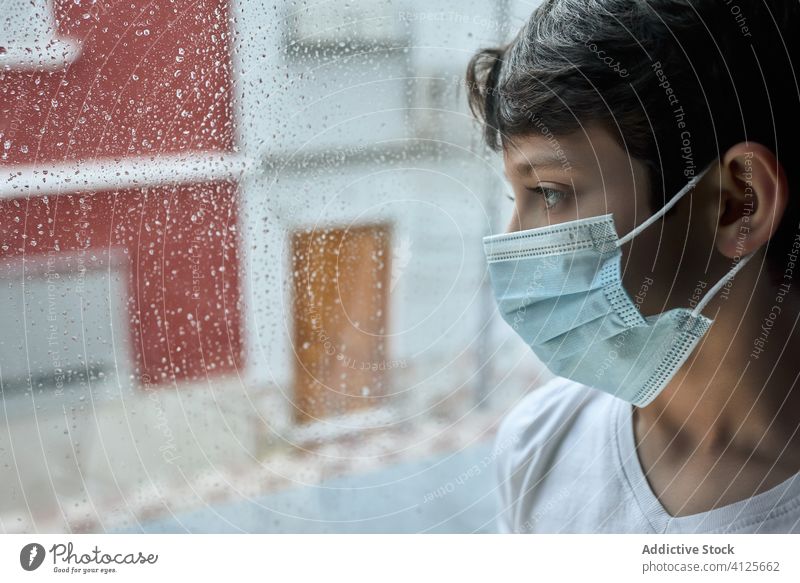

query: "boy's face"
left=501, top=122, right=714, bottom=317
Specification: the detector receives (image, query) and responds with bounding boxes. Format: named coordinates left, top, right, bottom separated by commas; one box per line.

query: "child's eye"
left=505, top=192, right=515, bottom=202
left=530, top=186, right=565, bottom=209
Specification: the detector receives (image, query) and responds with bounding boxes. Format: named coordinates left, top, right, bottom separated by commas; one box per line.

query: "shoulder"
left=491, top=376, right=619, bottom=531
left=492, top=376, right=610, bottom=461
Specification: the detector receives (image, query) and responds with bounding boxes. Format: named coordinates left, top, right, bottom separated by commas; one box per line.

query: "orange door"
left=291, top=223, right=391, bottom=423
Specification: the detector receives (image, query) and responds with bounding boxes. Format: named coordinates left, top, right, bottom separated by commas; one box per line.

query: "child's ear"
left=712, top=142, right=789, bottom=259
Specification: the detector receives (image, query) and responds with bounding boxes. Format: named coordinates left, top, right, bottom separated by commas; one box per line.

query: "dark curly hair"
left=466, top=0, right=800, bottom=285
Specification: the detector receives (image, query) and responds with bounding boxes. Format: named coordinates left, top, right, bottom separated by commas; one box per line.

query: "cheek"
left=620, top=230, right=663, bottom=314
left=620, top=216, right=704, bottom=315
left=617, top=211, right=672, bottom=315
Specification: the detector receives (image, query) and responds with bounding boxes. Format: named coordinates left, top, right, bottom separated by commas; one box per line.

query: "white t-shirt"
left=493, top=376, right=800, bottom=533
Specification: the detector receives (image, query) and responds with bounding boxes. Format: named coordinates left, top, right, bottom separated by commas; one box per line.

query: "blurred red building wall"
left=0, top=0, right=243, bottom=385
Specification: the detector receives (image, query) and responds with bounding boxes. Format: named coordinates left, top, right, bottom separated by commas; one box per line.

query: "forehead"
left=502, top=122, right=630, bottom=179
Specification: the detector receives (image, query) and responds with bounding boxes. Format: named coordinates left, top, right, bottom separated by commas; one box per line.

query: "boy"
left=467, top=0, right=800, bottom=532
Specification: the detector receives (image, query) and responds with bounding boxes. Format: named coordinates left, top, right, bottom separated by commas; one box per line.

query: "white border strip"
left=0, top=153, right=252, bottom=199
left=0, top=39, right=82, bottom=71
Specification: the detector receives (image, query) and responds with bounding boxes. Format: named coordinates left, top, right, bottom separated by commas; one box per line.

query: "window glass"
left=0, top=0, right=541, bottom=533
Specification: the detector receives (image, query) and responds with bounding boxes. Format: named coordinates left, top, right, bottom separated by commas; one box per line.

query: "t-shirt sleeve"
left=492, top=394, right=531, bottom=534
left=490, top=376, right=591, bottom=533
left=494, top=447, right=515, bottom=533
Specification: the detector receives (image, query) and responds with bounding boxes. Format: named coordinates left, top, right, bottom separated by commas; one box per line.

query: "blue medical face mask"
left=483, top=165, right=754, bottom=407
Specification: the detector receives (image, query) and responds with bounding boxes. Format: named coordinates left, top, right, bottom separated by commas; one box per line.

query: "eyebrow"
left=511, top=156, right=573, bottom=176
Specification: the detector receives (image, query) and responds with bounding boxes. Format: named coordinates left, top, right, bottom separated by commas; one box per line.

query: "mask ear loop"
left=690, top=251, right=755, bottom=318
left=610, top=161, right=753, bottom=318
left=615, top=163, right=714, bottom=248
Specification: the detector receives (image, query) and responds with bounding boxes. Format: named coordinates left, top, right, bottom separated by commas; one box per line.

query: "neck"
left=641, top=277, right=800, bottom=459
